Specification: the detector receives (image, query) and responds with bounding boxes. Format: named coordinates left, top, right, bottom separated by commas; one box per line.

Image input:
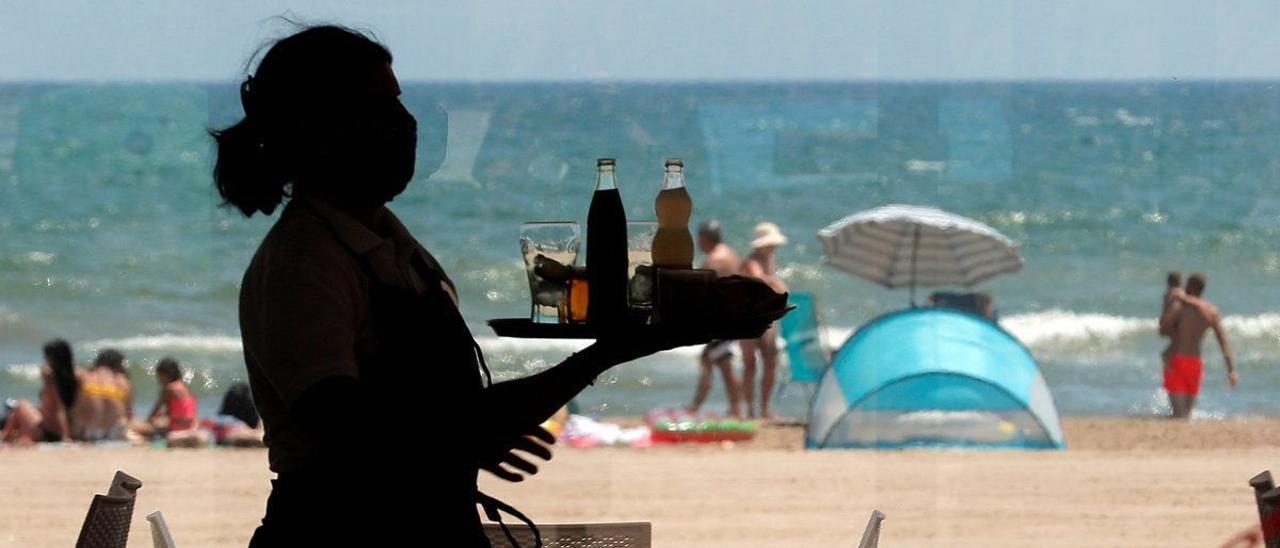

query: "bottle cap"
left=664, top=158, right=683, bottom=168
left=597, top=158, right=616, bottom=166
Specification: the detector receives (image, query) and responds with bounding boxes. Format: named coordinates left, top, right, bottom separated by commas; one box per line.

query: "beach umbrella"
left=817, top=204, right=1022, bottom=305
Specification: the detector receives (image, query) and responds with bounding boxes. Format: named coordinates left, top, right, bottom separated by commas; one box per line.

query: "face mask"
left=317, top=101, right=418, bottom=206
left=360, top=104, right=418, bottom=203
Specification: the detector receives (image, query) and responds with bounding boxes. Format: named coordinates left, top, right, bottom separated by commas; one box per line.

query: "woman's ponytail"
left=211, top=110, right=288, bottom=217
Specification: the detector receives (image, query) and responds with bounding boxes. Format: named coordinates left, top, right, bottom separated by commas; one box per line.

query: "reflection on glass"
left=519, top=221, right=580, bottom=324
left=626, top=221, right=658, bottom=310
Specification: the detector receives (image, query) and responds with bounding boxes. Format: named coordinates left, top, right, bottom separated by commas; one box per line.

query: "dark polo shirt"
left=238, top=195, right=457, bottom=473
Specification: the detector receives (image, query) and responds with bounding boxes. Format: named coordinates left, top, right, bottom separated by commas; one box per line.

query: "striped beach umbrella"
left=817, top=205, right=1022, bottom=305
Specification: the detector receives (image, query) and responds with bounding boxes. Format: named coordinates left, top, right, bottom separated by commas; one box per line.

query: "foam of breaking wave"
left=1221, top=313, right=1280, bottom=339
left=71, top=332, right=704, bottom=358
left=1001, top=310, right=1154, bottom=347
left=2, top=362, right=40, bottom=382
left=820, top=310, right=1280, bottom=351
left=474, top=336, right=702, bottom=358
left=67, top=310, right=1279, bottom=359
left=812, top=313, right=1155, bottom=351
left=1003, top=310, right=1280, bottom=347
left=82, top=334, right=243, bottom=353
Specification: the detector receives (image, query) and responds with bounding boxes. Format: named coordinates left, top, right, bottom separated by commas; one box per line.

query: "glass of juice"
left=519, top=221, right=580, bottom=324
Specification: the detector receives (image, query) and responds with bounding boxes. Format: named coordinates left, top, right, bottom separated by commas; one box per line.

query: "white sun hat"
left=751, top=222, right=789, bottom=249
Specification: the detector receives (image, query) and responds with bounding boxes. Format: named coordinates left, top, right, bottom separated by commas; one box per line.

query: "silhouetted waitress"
left=214, top=26, right=694, bottom=547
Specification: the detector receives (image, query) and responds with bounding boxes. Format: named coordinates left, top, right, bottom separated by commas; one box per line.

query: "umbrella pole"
left=909, top=225, right=920, bottom=307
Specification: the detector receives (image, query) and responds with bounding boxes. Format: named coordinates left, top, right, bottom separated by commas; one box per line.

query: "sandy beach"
left=1, top=417, right=1277, bottom=547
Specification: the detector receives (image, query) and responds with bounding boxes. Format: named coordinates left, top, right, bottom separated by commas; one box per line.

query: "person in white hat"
left=739, top=222, right=788, bottom=420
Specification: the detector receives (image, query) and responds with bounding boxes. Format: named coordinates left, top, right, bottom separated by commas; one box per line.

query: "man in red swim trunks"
left=1158, top=272, right=1238, bottom=418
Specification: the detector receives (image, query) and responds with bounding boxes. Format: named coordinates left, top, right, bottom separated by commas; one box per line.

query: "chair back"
left=76, top=471, right=142, bottom=548
left=1250, top=471, right=1280, bottom=548
left=484, top=522, right=651, bottom=548
left=857, top=510, right=886, bottom=548
left=147, top=511, right=178, bottom=548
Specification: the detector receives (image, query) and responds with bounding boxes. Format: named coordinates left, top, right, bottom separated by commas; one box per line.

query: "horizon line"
left=2, top=77, right=1280, bottom=86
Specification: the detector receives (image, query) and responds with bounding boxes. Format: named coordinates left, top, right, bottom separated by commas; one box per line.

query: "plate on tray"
left=489, top=305, right=794, bottom=340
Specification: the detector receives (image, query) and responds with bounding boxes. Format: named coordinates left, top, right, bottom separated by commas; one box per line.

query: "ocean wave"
left=1115, top=108, right=1155, bottom=127
left=904, top=159, right=946, bottom=173
left=812, top=313, right=1153, bottom=351
left=62, top=310, right=1280, bottom=360
left=82, top=334, right=243, bottom=353
left=9, top=251, right=56, bottom=265
left=1001, top=310, right=1153, bottom=346
left=475, top=336, right=591, bottom=354
left=475, top=336, right=704, bottom=358
left=68, top=332, right=718, bottom=359
left=2, top=362, right=40, bottom=382
left=819, top=310, right=1280, bottom=350
left=1073, top=115, right=1100, bottom=127
left=1002, top=310, right=1280, bottom=347
left=1221, top=313, right=1280, bottom=339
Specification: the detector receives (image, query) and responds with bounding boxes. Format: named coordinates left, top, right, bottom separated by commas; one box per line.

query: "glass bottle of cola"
left=586, top=158, right=628, bottom=326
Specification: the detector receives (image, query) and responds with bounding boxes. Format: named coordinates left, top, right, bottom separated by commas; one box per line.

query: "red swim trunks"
left=1164, top=354, right=1204, bottom=396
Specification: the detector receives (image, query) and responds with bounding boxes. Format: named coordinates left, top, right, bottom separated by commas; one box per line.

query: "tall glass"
left=627, top=221, right=659, bottom=310
left=519, top=222, right=581, bottom=324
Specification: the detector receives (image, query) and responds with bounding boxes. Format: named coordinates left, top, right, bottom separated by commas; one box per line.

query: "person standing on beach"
left=739, top=222, right=788, bottom=420
left=687, top=220, right=743, bottom=417
left=1157, top=273, right=1237, bottom=418
left=215, top=26, right=720, bottom=547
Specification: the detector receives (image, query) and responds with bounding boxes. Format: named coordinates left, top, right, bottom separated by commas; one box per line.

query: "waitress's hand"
left=477, top=425, right=555, bottom=483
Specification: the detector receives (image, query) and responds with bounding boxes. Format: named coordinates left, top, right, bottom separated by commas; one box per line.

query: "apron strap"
left=477, top=491, right=542, bottom=548
left=409, top=253, right=494, bottom=388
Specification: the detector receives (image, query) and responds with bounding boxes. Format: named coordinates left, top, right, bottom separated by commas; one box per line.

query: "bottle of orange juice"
left=652, top=158, right=694, bottom=269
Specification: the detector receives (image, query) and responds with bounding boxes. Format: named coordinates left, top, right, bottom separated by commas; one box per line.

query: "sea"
left=1, top=81, right=1278, bottom=419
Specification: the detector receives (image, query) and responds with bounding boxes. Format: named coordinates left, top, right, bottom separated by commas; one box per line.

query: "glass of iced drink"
left=519, top=221, right=580, bottom=324
left=626, top=221, right=659, bottom=312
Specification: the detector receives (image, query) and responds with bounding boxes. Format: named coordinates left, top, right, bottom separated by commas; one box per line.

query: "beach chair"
left=75, top=470, right=142, bottom=548
left=483, top=522, right=650, bottom=548
left=1251, top=470, right=1280, bottom=548
left=147, top=511, right=178, bottom=548
left=777, top=292, right=831, bottom=406
left=857, top=510, right=886, bottom=548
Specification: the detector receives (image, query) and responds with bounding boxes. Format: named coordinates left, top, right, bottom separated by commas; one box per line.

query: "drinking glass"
left=519, top=221, right=580, bottom=323
left=626, top=221, right=659, bottom=310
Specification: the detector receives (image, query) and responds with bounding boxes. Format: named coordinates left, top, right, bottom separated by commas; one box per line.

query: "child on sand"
left=130, top=357, right=208, bottom=447
left=1159, top=271, right=1184, bottom=366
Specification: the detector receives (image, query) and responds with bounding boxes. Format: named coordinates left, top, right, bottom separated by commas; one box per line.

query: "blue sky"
left=2, top=0, right=1279, bottom=81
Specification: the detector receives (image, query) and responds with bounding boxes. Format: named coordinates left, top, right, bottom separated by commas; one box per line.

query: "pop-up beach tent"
left=805, top=307, right=1065, bottom=449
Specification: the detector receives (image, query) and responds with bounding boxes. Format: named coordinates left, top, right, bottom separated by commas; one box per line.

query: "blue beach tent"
left=805, top=307, right=1065, bottom=450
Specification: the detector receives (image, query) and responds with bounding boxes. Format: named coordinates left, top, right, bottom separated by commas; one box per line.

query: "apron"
left=250, top=204, right=539, bottom=547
